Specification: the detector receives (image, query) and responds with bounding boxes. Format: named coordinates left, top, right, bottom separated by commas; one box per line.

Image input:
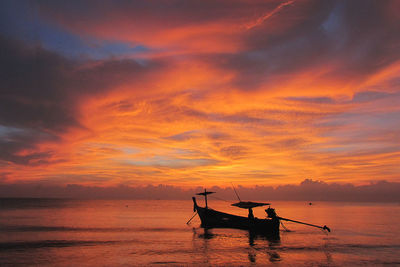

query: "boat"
left=190, top=189, right=330, bottom=238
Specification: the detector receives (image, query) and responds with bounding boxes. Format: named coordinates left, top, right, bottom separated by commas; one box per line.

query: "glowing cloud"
left=0, top=0, right=399, bottom=190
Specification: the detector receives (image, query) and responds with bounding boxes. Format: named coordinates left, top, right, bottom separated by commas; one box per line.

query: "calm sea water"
left=0, top=198, right=399, bottom=266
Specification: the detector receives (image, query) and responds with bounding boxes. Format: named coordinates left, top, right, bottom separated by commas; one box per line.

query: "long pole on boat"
left=204, top=189, right=208, bottom=208
left=277, top=216, right=330, bottom=232
left=186, top=212, right=198, bottom=224
left=231, top=183, right=241, bottom=202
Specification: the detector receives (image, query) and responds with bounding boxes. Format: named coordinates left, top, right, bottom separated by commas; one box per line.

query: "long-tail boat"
left=190, top=189, right=330, bottom=238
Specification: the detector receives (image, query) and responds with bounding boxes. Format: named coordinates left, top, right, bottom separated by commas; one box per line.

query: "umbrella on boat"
left=231, top=201, right=270, bottom=209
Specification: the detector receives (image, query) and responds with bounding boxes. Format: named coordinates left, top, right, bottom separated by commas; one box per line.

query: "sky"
left=1, top=0, right=400, bottom=191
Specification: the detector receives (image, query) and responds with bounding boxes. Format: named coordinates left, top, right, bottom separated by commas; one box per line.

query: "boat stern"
left=192, top=197, right=198, bottom=212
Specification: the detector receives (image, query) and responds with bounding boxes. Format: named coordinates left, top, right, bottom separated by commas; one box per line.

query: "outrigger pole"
left=186, top=212, right=198, bottom=225
left=277, top=216, right=331, bottom=232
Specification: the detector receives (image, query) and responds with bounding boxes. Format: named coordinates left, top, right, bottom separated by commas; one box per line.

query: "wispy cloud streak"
left=245, top=0, right=295, bottom=30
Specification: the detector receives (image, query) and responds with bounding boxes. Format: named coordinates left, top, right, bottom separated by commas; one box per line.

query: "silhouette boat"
left=190, top=189, right=330, bottom=238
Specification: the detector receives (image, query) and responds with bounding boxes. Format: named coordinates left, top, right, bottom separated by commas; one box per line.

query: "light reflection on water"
left=0, top=199, right=399, bottom=266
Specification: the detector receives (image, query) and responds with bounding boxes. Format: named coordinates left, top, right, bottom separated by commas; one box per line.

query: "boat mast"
left=196, top=189, right=215, bottom=209
left=204, top=189, right=208, bottom=208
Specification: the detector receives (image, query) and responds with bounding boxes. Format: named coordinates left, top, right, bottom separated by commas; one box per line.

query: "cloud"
left=0, top=0, right=399, bottom=187
left=267, top=138, right=308, bottom=150
left=0, top=37, right=165, bottom=165
left=216, top=1, right=400, bottom=93
left=351, top=91, right=395, bottom=103
left=285, top=96, right=335, bottom=104
left=0, top=37, right=157, bottom=131
left=0, top=126, right=58, bottom=165
left=164, top=130, right=200, bottom=141
left=1, top=179, right=399, bottom=202
left=220, top=145, right=248, bottom=159
left=0, top=38, right=79, bottom=132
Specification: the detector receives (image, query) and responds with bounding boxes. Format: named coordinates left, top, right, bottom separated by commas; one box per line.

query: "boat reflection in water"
left=249, top=232, right=282, bottom=263
left=192, top=227, right=282, bottom=264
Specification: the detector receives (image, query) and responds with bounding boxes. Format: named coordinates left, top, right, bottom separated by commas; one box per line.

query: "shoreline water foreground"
left=0, top=199, right=399, bottom=266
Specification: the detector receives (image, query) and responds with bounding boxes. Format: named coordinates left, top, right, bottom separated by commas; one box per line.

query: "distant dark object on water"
left=189, top=189, right=331, bottom=238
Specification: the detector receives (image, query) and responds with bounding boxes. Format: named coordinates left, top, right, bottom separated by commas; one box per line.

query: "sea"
left=0, top=198, right=399, bottom=266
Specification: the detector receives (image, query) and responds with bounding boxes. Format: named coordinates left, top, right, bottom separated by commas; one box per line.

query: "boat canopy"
left=231, top=201, right=270, bottom=209
left=196, top=191, right=215, bottom=196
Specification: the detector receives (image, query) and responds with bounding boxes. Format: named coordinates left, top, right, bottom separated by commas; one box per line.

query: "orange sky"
left=1, top=0, right=400, bottom=188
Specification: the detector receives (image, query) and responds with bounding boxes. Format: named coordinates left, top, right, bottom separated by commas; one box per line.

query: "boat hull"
left=193, top=198, right=280, bottom=238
